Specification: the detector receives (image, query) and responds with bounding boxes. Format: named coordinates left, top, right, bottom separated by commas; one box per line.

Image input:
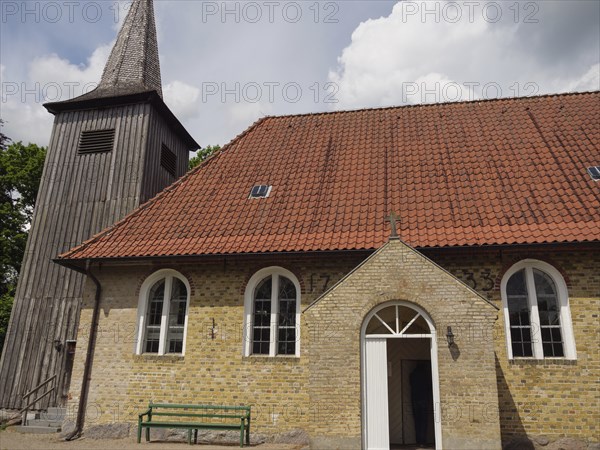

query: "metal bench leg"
left=246, top=419, right=250, bottom=446
left=240, top=420, right=245, bottom=448
left=145, top=427, right=150, bottom=442
left=194, top=429, right=198, bottom=444
left=137, top=423, right=142, bottom=444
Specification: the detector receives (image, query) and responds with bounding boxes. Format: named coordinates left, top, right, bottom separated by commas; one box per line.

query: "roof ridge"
left=264, top=90, right=600, bottom=120
left=58, top=116, right=269, bottom=260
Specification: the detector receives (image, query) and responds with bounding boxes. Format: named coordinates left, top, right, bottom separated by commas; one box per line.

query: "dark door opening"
left=60, top=340, right=77, bottom=405
left=387, top=338, right=435, bottom=448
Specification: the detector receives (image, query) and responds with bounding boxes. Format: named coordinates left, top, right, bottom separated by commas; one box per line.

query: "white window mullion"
left=525, top=267, right=543, bottom=359
left=159, top=276, right=172, bottom=355
left=270, top=275, right=279, bottom=357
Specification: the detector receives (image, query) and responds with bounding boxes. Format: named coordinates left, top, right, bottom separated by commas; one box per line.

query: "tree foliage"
left=188, top=145, right=221, bottom=170
left=0, top=120, right=47, bottom=353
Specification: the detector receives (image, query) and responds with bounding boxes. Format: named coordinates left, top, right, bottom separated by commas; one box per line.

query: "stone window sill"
left=509, top=358, right=577, bottom=366
left=133, top=354, right=185, bottom=362
left=242, top=355, right=301, bottom=363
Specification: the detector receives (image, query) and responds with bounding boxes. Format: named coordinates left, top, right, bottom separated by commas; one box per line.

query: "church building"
left=1, top=0, right=598, bottom=449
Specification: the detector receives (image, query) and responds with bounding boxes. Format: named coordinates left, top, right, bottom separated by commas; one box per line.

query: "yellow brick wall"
left=424, top=246, right=600, bottom=444
left=67, top=244, right=599, bottom=447
left=305, top=240, right=502, bottom=449
left=67, top=254, right=364, bottom=435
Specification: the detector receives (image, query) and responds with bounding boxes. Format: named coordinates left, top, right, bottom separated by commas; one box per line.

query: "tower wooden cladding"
left=0, top=0, right=198, bottom=408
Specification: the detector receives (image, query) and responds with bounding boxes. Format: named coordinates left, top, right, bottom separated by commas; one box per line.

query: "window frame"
left=243, top=267, right=301, bottom=357
left=500, top=259, right=576, bottom=360
left=135, top=269, right=191, bottom=356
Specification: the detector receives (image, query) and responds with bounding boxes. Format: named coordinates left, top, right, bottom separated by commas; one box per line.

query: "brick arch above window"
left=240, top=264, right=305, bottom=295
left=135, top=267, right=196, bottom=297
left=495, top=255, right=571, bottom=291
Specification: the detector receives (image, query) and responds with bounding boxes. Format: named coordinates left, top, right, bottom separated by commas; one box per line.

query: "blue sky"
left=1, top=1, right=599, bottom=149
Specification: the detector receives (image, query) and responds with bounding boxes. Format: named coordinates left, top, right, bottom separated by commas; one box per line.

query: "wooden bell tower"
left=0, top=0, right=198, bottom=409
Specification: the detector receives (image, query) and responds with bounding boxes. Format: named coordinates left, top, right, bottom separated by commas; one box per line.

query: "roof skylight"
left=249, top=185, right=272, bottom=198
left=587, top=166, right=600, bottom=181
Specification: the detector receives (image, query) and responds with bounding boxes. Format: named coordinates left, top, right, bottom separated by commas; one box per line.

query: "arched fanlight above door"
left=364, top=303, right=435, bottom=338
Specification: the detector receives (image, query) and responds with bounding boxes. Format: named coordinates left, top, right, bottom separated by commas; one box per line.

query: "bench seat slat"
left=140, top=421, right=241, bottom=430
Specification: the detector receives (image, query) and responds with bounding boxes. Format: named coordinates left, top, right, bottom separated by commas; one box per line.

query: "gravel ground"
left=0, top=428, right=302, bottom=450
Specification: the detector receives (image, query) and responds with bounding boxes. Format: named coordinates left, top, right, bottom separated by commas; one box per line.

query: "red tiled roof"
left=60, top=91, right=600, bottom=260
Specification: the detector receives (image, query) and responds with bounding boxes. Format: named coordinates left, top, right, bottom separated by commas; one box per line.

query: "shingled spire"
left=50, top=0, right=163, bottom=104
left=100, top=0, right=162, bottom=97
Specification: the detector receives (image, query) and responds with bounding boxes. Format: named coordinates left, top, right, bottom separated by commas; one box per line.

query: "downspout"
left=65, top=259, right=101, bottom=441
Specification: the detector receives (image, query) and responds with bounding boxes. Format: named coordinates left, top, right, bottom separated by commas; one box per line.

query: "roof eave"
left=55, top=239, right=600, bottom=268
left=44, top=90, right=200, bottom=150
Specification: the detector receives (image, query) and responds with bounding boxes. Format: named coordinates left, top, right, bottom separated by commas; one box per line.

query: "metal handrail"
left=21, top=375, right=57, bottom=426
left=22, top=374, right=56, bottom=400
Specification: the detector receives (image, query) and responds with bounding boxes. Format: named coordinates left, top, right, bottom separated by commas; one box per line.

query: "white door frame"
left=360, top=301, right=442, bottom=450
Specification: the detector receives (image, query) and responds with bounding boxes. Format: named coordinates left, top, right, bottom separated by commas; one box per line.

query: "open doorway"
left=362, top=302, right=441, bottom=450
left=387, top=339, right=435, bottom=448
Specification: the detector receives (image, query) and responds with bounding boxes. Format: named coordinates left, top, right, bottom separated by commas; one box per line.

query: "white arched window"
left=243, top=267, right=301, bottom=357
left=136, top=269, right=190, bottom=355
left=501, top=260, right=576, bottom=360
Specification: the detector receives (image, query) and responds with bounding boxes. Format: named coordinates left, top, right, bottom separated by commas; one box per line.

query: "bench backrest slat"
left=149, top=403, right=250, bottom=412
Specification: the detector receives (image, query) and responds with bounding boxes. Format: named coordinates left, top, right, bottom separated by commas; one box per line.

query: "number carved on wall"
left=310, top=274, right=332, bottom=293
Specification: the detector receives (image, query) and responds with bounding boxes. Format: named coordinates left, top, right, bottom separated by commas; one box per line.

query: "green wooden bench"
left=137, top=403, right=251, bottom=447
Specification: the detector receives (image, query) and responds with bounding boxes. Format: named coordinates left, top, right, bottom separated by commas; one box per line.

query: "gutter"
left=65, top=260, right=102, bottom=441
left=53, top=249, right=378, bottom=270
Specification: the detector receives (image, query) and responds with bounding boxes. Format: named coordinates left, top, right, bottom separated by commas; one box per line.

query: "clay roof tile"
left=60, top=92, right=600, bottom=260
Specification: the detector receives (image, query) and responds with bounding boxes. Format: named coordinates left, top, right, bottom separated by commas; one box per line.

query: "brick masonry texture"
left=305, top=241, right=501, bottom=449
left=423, top=244, right=600, bottom=445
left=67, top=243, right=599, bottom=447
left=67, top=253, right=365, bottom=437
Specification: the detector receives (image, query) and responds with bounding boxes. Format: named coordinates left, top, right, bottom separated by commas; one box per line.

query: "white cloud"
left=163, top=80, right=201, bottom=121
left=2, top=1, right=598, bottom=148
left=329, top=1, right=600, bottom=109
left=1, top=44, right=111, bottom=145
left=567, top=64, right=600, bottom=93
left=228, top=101, right=271, bottom=126
left=3, top=42, right=208, bottom=143
left=0, top=96, right=53, bottom=146
left=28, top=44, right=111, bottom=97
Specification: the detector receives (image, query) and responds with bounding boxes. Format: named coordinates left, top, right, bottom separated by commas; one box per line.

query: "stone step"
left=45, top=407, right=66, bottom=416
left=39, top=409, right=66, bottom=421
left=28, top=419, right=63, bottom=427
left=16, top=425, right=61, bottom=434
left=47, top=406, right=67, bottom=414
